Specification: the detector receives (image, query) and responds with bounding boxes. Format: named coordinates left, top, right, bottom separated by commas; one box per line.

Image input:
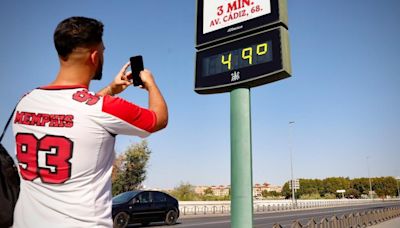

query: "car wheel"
left=113, top=212, right=130, bottom=228
left=165, top=209, right=178, bottom=225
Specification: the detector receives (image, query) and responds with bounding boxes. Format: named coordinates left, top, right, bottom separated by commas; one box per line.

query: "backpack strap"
left=0, top=107, right=16, bottom=142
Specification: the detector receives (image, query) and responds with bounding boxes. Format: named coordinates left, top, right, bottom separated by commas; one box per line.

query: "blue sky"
left=1, top=0, right=399, bottom=189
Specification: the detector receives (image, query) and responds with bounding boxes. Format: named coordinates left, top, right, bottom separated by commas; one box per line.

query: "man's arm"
left=140, top=69, right=168, bottom=132
left=97, top=63, right=168, bottom=132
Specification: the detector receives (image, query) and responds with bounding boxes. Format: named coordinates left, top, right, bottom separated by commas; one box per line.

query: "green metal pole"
left=230, top=88, right=253, bottom=228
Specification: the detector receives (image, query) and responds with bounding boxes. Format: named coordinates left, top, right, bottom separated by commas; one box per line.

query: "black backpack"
left=0, top=109, right=20, bottom=227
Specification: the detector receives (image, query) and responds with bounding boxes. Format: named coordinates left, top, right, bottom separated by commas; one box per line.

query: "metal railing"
left=179, top=199, right=400, bottom=216
left=272, top=207, right=400, bottom=227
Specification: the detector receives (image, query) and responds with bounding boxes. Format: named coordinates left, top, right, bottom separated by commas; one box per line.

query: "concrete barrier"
left=179, top=198, right=400, bottom=216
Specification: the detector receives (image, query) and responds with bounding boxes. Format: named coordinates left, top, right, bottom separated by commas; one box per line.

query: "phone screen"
left=130, top=55, right=144, bottom=86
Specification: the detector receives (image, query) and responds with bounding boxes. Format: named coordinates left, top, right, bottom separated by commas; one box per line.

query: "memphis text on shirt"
left=14, top=111, right=74, bottom=128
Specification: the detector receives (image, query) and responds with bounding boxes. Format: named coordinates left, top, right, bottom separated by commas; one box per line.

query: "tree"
left=280, top=176, right=398, bottom=200
left=112, top=153, right=126, bottom=196
left=262, top=190, right=281, bottom=198
left=322, top=177, right=350, bottom=197
left=373, top=177, right=397, bottom=198
left=345, top=188, right=361, bottom=198
left=350, top=178, right=370, bottom=196
left=281, top=181, right=291, bottom=199
left=112, top=140, right=151, bottom=196
left=297, top=179, right=321, bottom=198
left=112, top=153, right=125, bottom=182
left=204, top=187, right=213, bottom=196
left=169, top=182, right=200, bottom=201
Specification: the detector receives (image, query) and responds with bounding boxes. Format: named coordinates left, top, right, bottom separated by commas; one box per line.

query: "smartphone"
left=130, top=55, right=144, bottom=87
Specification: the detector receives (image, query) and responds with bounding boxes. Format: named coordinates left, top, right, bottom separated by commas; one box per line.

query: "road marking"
left=171, top=219, right=231, bottom=227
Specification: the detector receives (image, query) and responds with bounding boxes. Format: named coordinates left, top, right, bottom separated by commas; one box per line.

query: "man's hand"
left=97, top=62, right=132, bottom=96
left=109, top=62, right=133, bottom=95
left=139, top=69, right=157, bottom=91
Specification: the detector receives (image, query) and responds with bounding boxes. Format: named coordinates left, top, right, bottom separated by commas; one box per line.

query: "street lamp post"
left=396, top=176, right=400, bottom=199
left=366, top=156, right=373, bottom=199
left=289, top=121, right=296, bottom=205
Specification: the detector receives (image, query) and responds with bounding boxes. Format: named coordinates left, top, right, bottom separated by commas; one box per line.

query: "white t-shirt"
left=12, top=85, right=156, bottom=228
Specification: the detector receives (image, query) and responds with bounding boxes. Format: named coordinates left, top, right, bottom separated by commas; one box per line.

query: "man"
left=12, top=16, right=168, bottom=227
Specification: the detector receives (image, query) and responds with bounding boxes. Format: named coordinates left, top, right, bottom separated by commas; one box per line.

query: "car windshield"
left=112, top=191, right=141, bottom=205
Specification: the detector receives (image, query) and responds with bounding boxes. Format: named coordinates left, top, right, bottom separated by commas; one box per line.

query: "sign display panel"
left=196, top=0, right=288, bottom=48
left=195, top=26, right=291, bottom=94
left=201, top=40, right=273, bottom=77
left=203, top=0, right=271, bottom=34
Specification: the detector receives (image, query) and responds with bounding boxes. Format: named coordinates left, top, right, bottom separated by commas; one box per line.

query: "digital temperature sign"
left=195, top=26, right=291, bottom=94
left=201, top=40, right=273, bottom=77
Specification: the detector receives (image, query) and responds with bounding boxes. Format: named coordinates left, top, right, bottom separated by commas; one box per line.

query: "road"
left=131, top=201, right=400, bottom=228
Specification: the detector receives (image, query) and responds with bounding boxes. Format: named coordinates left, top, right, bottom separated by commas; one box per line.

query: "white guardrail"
left=179, top=199, right=400, bottom=216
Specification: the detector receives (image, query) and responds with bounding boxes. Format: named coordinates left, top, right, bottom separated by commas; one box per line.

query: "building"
left=193, top=182, right=282, bottom=198
left=194, top=185, right=230, bottom=197
left=253, top=183, right=271, bottom=198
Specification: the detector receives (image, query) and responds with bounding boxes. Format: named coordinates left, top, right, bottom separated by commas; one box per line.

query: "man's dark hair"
left=54, top=16, right=104, bottom=59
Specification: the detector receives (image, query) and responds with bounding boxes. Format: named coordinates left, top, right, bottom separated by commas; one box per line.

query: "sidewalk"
left=369, top=217, right=400, bottom=228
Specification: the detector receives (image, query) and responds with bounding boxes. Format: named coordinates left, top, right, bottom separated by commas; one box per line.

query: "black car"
left=112, top=190, right=179, bottom=227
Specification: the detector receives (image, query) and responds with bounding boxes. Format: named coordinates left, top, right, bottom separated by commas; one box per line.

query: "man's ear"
left=90, top=50, right=99, bottom=66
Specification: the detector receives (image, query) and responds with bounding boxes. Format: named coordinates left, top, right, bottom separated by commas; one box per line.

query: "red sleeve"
left=102, top=95, right=157, bottom=133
